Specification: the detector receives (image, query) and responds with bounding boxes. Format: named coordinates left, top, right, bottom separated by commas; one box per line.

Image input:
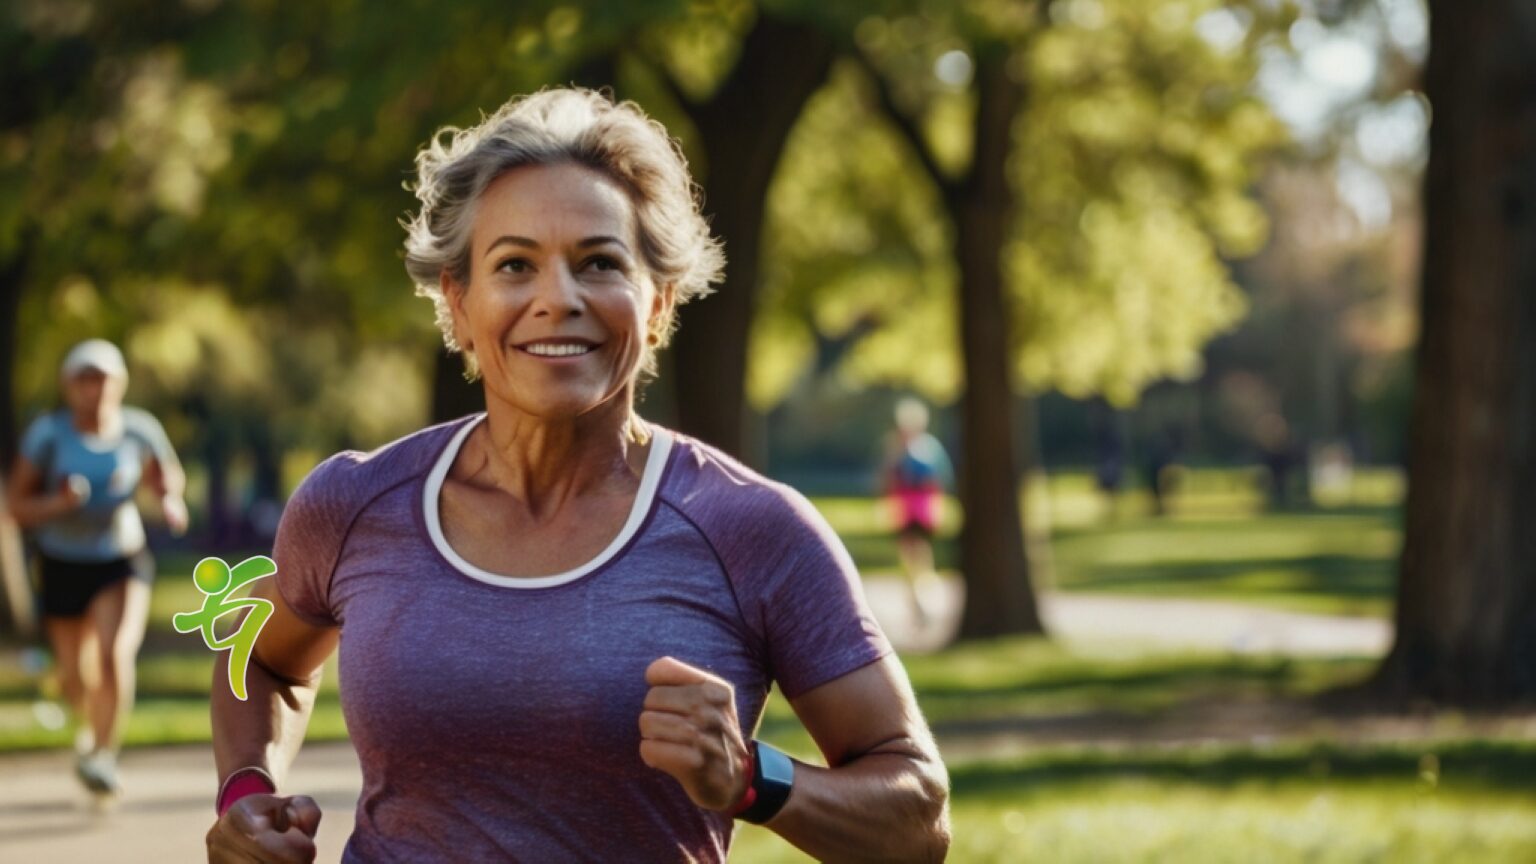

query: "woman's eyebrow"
left=484, top=235, right=630, bottom=256
left=577, top=236, right=630, bottom=252
left=485, top=235, right=539, bottom=257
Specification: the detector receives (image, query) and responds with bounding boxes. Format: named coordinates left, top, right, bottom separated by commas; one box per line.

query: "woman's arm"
left=141, top=455, right=189, bottom=535
left=768, top=654, right=949, bottom=863
left=142, top=453, right=186, bottom=499
left=639, top=654, right=949, bottom=863
left=211, top=574, right=339, bottom=791
left=3, top=456, right=80, bottom=529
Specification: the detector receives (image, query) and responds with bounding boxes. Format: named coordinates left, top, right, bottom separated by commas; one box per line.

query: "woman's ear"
left=442, top=270, right=473, bottom=352
left=649, top=281, right=677, bottom=340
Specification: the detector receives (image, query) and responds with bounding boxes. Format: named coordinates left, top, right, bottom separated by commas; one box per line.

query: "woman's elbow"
left=917, top=764, right=951, bottom=862
left=890, top=753, right=950, bottom=863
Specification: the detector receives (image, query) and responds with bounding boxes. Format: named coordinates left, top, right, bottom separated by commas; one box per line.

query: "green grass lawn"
left=733, top=636, right=1534, bottom=863
left=822, top=466, right=1404, bottom=618
left=728, top=737, right=1536, bottom=854
left=733, top=741, right=1536, bottom=863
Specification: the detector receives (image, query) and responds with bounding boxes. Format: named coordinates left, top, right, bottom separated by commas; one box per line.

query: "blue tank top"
left=18, top=407, right=177, bottom=562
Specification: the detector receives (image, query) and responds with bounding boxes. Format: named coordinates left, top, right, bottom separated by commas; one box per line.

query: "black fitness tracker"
left=737, top=739, right=795, bottom=824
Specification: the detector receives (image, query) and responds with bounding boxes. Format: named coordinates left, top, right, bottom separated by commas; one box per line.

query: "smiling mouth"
left=515, top=342, right=599, bottom=358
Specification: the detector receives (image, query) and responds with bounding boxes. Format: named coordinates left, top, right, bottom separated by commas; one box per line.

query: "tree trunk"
left=0, top=233, right=31, bottom=468
left=1371, top=0, right=1536, bottom=705
left=0, top=472, right=34, bottom=639
left=0, top=233, right=34, bottom=638
left=667, top=14, right=834, bottom=458
left=950, top=54, right=1045, bottom=638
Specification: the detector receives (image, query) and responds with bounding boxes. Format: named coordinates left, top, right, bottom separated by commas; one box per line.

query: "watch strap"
left=736, top=740, right=794, bottom=825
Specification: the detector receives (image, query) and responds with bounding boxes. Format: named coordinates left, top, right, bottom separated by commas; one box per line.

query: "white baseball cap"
left=61, top=339, right=128, bottom=380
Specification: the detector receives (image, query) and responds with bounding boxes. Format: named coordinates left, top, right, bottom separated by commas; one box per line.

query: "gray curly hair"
left=402, top=87, right=726, bottom=384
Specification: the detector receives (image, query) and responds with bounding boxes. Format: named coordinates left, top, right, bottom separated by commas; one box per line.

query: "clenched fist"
left=639, top=656, right=751, bottom=812
left=206, top=793, right=321, bottom=863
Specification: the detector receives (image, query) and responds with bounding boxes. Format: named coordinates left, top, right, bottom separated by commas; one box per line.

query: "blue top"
left=18, top=406, right=178, bottom=562
left=890, top=432, right=953, bottom=491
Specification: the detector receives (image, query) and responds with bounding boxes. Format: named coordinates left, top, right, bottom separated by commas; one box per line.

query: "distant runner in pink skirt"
left=882, top=398, right=953, bottom=628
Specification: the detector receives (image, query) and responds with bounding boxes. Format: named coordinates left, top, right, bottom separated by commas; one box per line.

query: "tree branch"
left=627, top=44, right=698, bottom=122
left=849, top=45, right=957, bottom=197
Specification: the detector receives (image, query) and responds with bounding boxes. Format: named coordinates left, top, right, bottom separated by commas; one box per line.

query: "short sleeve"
left=731, top=485, right=894, bottom=699
left=931, top=436, right=955, bottom=486
left=271, top=454, right=357, bottom=628
left=124, top=407, right=178, bottom=466
left=18, top=414, right=56, bottom=467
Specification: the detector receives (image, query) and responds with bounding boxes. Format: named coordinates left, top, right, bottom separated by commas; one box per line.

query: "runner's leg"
left=85, top=576, right=138, bottom=754
left=43, top=615, right=90, bottom=728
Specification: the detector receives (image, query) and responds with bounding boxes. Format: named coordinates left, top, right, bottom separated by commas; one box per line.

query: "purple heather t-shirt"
left=270, top=412, right=893, bottom=863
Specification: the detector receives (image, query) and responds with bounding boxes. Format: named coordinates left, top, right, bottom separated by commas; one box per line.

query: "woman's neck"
left=468, top=393, right=650, bottom=521
left=71, top=406, right=120, bottom=437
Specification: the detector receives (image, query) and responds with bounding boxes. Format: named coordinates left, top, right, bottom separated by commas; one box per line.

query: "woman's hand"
left=161, top=493, right=189, bottom=536
left=54, top=476, right=86, bottom=514
left=205, top=794, right=321, bottom=863
left=639, top=656, right=752, bottom=812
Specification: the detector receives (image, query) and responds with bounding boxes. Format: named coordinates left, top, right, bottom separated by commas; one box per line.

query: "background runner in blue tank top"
left=5, top=338, right=189, bottom=797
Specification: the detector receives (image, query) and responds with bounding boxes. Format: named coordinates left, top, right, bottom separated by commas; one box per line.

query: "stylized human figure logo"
left=172, top=556, right=276, bottom=701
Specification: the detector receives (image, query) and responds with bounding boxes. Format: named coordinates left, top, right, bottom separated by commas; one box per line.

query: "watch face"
left=756, top=741, right=795, bottom=786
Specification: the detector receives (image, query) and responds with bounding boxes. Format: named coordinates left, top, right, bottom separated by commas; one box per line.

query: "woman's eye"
left=585, top=255, right=623, bottom=273
left=498, top=258, right=532, bottom=274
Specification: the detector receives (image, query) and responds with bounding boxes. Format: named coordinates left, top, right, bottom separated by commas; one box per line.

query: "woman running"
left=5, top=338, right=189, bottom=795
left=204, top=87, right=950, bottom=863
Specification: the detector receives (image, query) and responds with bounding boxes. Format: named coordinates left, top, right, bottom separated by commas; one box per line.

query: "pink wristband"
left=727, top=749, right=757, bottom=817
left=216, top=766, right=276, bottom=816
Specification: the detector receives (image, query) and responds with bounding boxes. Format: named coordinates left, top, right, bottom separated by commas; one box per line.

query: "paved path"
left=861, top=576, right=1391, bottom=657
left=0, top=583, right=1390, bottom=862
left=0, top=741, right=360, bottom=862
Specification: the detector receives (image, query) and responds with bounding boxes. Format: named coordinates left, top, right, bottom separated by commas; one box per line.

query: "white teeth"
left=523, top=343, right=592, bottom=357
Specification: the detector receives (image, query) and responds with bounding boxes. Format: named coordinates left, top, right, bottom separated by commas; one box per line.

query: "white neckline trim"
left=422, top=414, right=673, bottom=589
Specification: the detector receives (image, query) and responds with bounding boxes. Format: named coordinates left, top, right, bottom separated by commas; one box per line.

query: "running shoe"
left=75, top=750, right=122, bottom=796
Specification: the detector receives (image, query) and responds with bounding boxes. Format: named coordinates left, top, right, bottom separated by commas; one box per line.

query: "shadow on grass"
left=1062, top=554, right=1393, bottom=602
left=951, top=740, right=1536, bottom=799
left=1048, top=504, right=1403, bottom=542
left=914, top=656, right=1300, bottom=695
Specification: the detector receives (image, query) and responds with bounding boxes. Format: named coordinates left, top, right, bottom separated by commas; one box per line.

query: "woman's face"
left=445, top=161, right=672, bottom=425
left=62, top=369, right=123, bottom=416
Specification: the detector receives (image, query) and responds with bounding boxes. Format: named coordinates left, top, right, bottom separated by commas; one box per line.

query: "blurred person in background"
left=4, top=338, right=189, bottom=796
left=205, top=87, right=949, bottom=863
left=1145, top=423, right=1185, bottom=517
left=881, top=397, right=953, bottom=628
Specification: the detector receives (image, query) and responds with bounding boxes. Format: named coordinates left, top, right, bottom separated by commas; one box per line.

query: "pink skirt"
left=891, top=488, right=939, bottom=533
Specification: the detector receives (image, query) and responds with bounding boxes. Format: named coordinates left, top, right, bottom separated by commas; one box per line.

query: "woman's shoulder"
left=660, top=429, right=793, bottom=504
left=657, top=428, right=836, bottom=552
left=119, top=405, right=169, bottom=442
left=22, top=408, right=65, bottom=434
left=287, top=414, right=480, bottom=516
left=19, top=409, right=66, bottom=455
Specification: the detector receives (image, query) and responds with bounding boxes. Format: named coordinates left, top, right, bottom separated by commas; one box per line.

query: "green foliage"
left=3, top=0, right=695, bottom=452
left=753, top=61, right=962, bottom=406
left=749, top=0, right=1291, bottom=409
left=6, top=0, right=1289, bottom=450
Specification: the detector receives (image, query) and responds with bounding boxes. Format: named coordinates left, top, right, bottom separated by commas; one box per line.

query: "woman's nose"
left=530, top=263, right=583, bottom=319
